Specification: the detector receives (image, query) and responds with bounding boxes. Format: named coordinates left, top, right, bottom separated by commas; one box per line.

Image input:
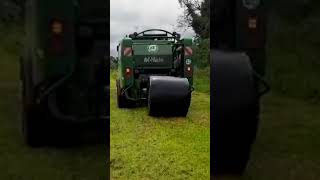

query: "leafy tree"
left=178, top=0, right=209, bottom=39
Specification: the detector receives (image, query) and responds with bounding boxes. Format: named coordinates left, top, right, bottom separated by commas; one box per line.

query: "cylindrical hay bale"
left=148, top=76, right=191, bottom=117
left=211, top=50, right=260, bottom=174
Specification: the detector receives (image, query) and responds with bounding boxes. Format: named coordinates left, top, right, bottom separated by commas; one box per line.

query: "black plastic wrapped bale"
left=211, top=50, right=260, bottom=174
left=148, top=76, right=191, bottom=117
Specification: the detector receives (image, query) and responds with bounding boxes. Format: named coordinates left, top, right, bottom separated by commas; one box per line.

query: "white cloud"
left=110, top=0, right=195, bottom=56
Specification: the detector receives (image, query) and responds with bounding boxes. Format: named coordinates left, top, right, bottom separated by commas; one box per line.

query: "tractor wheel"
left=21, top=68, right=50, bottom=147
left=116, top=79, right=128, bottom=108
left=21, top=89, right=47, bottom=147
left=148, top=76, right=191, bottom=117
left=22, top=104, right=47, bottom=147
left=211, top=50, right=260, bottom=175
left=213, top=103, right=260, bottom=175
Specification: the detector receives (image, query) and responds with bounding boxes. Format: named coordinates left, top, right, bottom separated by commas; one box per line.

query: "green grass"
left=266, top=18, right=320, bottom=102
left=110, top=71, right=210, bottom=179
left=0, top=26, right=107, bottom=180
left=215, top=93, right=320, bottom=180
left=193, top=67, right=210, bottom=94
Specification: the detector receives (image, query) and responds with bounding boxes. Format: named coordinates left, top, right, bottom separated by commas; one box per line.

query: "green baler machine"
left=116, top=29, right=194, bottom=116
left=20, top=0, right=109, bottom=146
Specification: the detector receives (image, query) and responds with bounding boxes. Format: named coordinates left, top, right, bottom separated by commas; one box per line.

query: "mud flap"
left=148, top=76, right=191, bottom=117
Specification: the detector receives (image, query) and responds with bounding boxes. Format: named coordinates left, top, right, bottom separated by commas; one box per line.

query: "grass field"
left=0, top=28, right=107, bottom=180
left=110, top=71, right=211, bottom=179
left=2, top=25, right=320, bottom=179
left=216, top=93, right=320, bottom=180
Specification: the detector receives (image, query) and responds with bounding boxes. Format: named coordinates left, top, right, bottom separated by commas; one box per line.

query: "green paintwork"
left=132, top=43, right=173, bottom=68
left=23, top=0, right=109, bottom=120
left=25, top=0, right=76, bottom=85
left=117, top=30, right=194, bottom=101
left=213, top=0, right=266, bottom=77
left=182, top=38, right=194, bottom=84
left=118, top=38, right=134, bottom=88
left=236, top=0, right=266, bottom=77
left=25, top=0, right=108, bottom=83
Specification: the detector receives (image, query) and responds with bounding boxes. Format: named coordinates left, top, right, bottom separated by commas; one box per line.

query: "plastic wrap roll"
left=148, top=76, right=191, bottom=117
left=211, top=50, right=260, bottom=174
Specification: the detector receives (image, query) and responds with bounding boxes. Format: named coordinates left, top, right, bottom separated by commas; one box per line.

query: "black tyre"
left=116, top=79, right=128, bottom=108
left=21, top=85, right=46, bottom=147
left=211, top=50, right=260, bottom=175
left=21, top=64, right=49, bottom=147
left=148, top=76, right=191, bottom=117
left=22, top=105, right=47, bottom=147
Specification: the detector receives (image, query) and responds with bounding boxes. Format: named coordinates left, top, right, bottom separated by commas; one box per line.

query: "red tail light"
left=186, top=65, right=192, bottom=76
left=51, top=19, right=64, bottom=35
left=248, top=17, right=257, bottom=29
left=49, top=19, right=64, bottom=54
left=125, top=67, right=132, bottom=78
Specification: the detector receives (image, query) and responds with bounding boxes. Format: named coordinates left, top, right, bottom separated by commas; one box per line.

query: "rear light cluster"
left=125, top=67, right=132, bottom=78
left=248, top=17, right=257, bottom=29
left=123, top=47, right=133, bottom=78
left=185, top=58, right=193, bottom=76
left=51, top=19, right=64, bottom=35
left=49, top=19, right=64, bottom=54
left=186, top=65, right=192, bottom=76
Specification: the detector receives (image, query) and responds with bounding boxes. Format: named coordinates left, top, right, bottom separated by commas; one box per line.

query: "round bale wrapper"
left=148, top=76, right=191, bottom=117
left=211, top=50, right=260, bottom=174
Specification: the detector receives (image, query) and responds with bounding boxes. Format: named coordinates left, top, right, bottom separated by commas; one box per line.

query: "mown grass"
left=110, top=71, right=210, bottom=179
left=0, top=25, right=107, bottom=180
left=266, top=17, right=320, bottom=102
left=215, top=92, right=320, bottom=180
left=193, top=67, right=210, bottom=94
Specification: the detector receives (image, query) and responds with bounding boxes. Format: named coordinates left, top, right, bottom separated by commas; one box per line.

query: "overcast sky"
left=110, top=0, right=195, bottom=56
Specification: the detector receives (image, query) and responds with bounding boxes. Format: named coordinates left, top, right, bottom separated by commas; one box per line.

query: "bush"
left=193, top=38, right=209, bottom=69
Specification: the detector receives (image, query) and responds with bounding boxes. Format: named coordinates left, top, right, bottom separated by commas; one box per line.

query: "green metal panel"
left=26, top=0, right=109, bottom=82
left=235, top=0, right=266, bottom=76
left=182, top=38, right=193, bottom=46
left=132, top=43, right=172, bottom=55
left=132, top=44, right=173, bottom=68
left=118, top=38, right=134, bottom=88
left=235, top=0, right=266, bottom=49
left=77, top=0, right=107, bottom=19
left=24, top=0, right=110, bottom=120
left=182, top=38, right=194, bottom=85
left=212, top=0, right=266, bottom=77
left=117, top=42, right=122, bottom=80
left=117, top=30, right=195, bottom=97
left=25, top=0, right=43, bottom=85
left=36, top=0, right=76, bottom=77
